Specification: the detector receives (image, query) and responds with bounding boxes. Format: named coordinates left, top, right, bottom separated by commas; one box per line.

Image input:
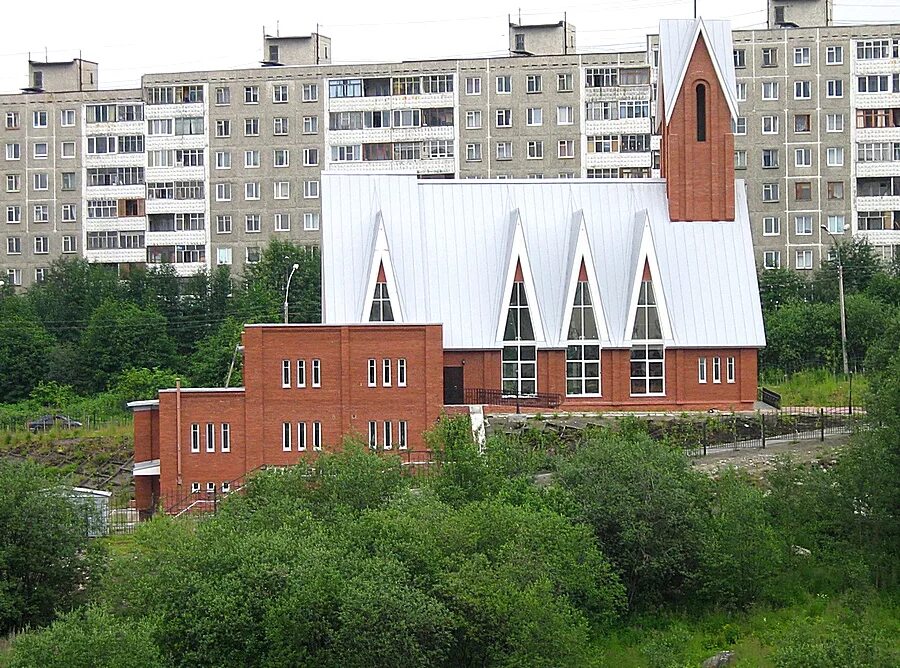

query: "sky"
left=0, top=0, right=897, bottom=92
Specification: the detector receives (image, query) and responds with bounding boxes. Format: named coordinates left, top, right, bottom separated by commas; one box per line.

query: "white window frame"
left=313, top=422, right=322, bottom=451
left=281, top=359, right=291, bottom=388
left=712, top=357, right=722, bottom=384
left=383, top=421, right=393, bottom=450
left=398, top=421, right=408, bottom=450
left=368, top=359, right=376, bottom=387
left=296, top=359, right=306, bottom=388
left=297, top=422, right=307, bottom=451
left=282, top=422, right=292, bottom=451
left=698, top=357, right=707, bottom=384
left=382, top=358, right=391, bottom=387
left=205, top=423, right=215, bottom=453
left=726, top=357, right=736, bottom=383
left=368, top=421, right=377, bottom=449
left=312, top=359, right=321, bottom=388
left=763, top=216, right=781, bottom=236
left=190, top=424, right=200, bottom=453
left=397, top=358, right=407, bottom=387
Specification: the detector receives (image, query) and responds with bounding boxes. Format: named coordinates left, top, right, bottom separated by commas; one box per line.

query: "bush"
left=772, top=616, right=897, bottom=667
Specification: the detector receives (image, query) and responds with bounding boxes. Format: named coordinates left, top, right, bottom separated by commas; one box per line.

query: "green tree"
left=113, top=367, right=180, bottom=403
left=0, top=297, right=53, bottom=402
left=0, top=461, right=90, bottom=633
left=762, top=301, right=839, bottom=371
left=188, top=317, right=244, bottom=387
left=758, top=267, right=810, bottom=313
left=241, top=240, right=321, bottom=323
left=816, top=238, right=882, bottom=299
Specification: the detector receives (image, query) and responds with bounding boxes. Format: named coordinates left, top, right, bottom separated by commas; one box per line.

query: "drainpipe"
left=176, top=378, right=183, bottom=486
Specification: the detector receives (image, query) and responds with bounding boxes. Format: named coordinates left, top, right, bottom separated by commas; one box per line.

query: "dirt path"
left=690, top=433, right=850, bottom=477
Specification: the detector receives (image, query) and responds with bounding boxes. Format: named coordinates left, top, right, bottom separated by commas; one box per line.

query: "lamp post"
left=821, top=224, right=849, bottom=376
left=283, top=263, right=300, bottom=324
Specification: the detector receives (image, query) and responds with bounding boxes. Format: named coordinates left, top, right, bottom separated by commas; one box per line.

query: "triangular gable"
left=659, top=18, right=739, bottom=129
left=560, top=212, right=610, bottom=343
left=495, top=210, right=546, bottom=344
left=624, top=214, right=673, bottom=343
left=361, top=213, right=404, bottom=322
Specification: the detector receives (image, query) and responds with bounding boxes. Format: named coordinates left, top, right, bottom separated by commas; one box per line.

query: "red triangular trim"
left=514, top=261, right=524, bottom=282
left=642, top=260, right=652, bottom=281
left=376, top=262, right=387, bottom=283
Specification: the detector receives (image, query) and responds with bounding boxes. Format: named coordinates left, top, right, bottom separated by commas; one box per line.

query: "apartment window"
left=461, top=110, right=481, bottom=130
left=33, top=173, right=48, bottom=191
left=243, top=85, right=259, bottom=104
left=301, top=180, right=319, bottom=199
left=556, top=105, right=574, bottom=126
left=466, top=143, right=482, bottom=162
left=281, top=359, right=291, bottom=388
left=246, top=247, right=260, bottom=263
left=33, top=205, right=49, bottom=223
left=795, top=182, right=812, bottom=201
left=245, top=214, right=261, bottom=233
left=303, top=213, right=319, bottom=231
left=6, top=237, right=21, bottom=254
left=297, top=423, right=307, bottom=451
left=190, top=424, right=200, bottom=452
left=32, top=110, right=47, bottom=128
left=557, top=72, right=573, bottom=92
left=795, top=215, right=813, bottom=235
left=5, top=205, right=20, bottom=223
left=826, top=114, right=844, bottom=132
left=215, top=183, right=231, bottom=202
left=367, top=359, right=376, bottom=387
left=734, top=48, right=746, bottom=68
left=827, top=215, right=846, bottom=234
left=733, top=117, right=747, bottom=135
left=216, top=247, right=232, bottom=265
left=826, top=80, right=843, bottom=98
left=735, top=150, right=747, bottom=169
left=826, top=45, right=843, bottom=64
left=303, top=148, right=319, bottom=166
left=762, top=149, right=779, bottom=168
left=302, top=116, right=318, bottom=134
left=6, top=143, right=20, bottom=160
left=215, top=151, right=231, bottom=169
left=383, top=422, right=393, bottom=450
left=214, top=215, right=233, bottom=235
left=496, top=75, right=511, bottom=94
left=465, top=77, right=481, bottom=95
left=794, top=114, right=811, bottom=133
left=527, top=140, right=543, bottom=159
left=763, top=250, right=781, bottom=269
left=763, top=183, right=780, bottom=202
left=215, top=87, right=230, bottom=105
left=735, top=82, right=747, bottom=101
left=382, top=358, right=391, bottom=386
left=5, top=112, right=19, bottom=129
left=857, top=74, right=896, bottom=93
left=761, top=81, right=779, bottom=100
left=526, top=107, right=542, bottom=126
left=147, top=119, right=172, bottom=136
left=312, top=359, right=321, bottom=388
left=526, top=74, right=542, bottom=93
left=244, top=182, right=260, bottom=200
left=273, top=84, right=289, bottom=103
left=761, top=47, right=777, bottom=67
left=762, top=115, right=779, bottom=134
left=712, top=357, right=722, bottom=383
left=794, top=47, right=811, bottom=66
left=61, top=204, right=76, bottom=222
left=61, top=141, right=75, bottom=158
left=297, top=360, right=306, bottom=388
left=398, top=421, right=407, bottom=450
left=794, top=148, right=812, bottom=167
left=60, top=109, right=75, bottom=126
left=763, top=216, right=781, bottom=236
left=826, top=147, right=844, bottom=166
left=274, top=213, right=291, bottom=232
left=558, top=140, right=575, bottom=159
left=62, top=235, right=77, bottom=253
left=796, top=250, right=814, bottom=270
left=496, top=109, right=511, bottom=127
left=215, top=120, right=231, bottom=137
left=243, top=150, right=259, bottom=168
left=273, top=148, right=289, bottom=167
left=282, top=422, right=292, bottom=451
left=271, top=117, right=289, bottom=136
left=6, top=175, right=19, bottom=193
left=368, top=421, right=377, bottom=449
left=302, top=83, right=318, bottom=101
left=244, top=118, right=259, bottom=136
left=61, top=173, right=75, bottom=190
left=5, top=268, right=21, bottom=286
left=794, top=81, right=811, bottom=99
left=827, top=181, right=844, bottom=200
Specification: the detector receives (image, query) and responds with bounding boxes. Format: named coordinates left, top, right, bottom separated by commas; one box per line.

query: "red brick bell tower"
left=660, top=20, right=736, bottom=222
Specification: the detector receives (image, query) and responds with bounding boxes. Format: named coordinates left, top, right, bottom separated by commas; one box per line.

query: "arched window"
left=696, top=83, right=707, bottom=142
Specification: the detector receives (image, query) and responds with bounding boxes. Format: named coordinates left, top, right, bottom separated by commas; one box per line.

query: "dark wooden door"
left=443, top=366, right=464, bottom=405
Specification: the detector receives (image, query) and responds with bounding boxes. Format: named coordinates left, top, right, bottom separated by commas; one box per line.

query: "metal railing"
left=758, top=386, right=782, bottom=409
left=463, top=388, right=562, bottom=409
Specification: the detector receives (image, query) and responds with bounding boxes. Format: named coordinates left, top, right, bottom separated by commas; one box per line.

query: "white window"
left=795, top=250, right=814, bottom=270
left=382, top=358, right=391, bottom=387
left=33, top=236, right=49, bottom=254
left=244, top=182, right=260, bottom=200
left=795, top=148, right=812, bottom=167
left=244, top=85, right=259, bottom=104
left=763, top=216, right=781, bottom=236
left=761, top=81, right=779, bottom=100
left=496, top=141, right=512, bottom=160
left=244, top=150, right=260, bottom=168
left=734, top=150, right=747, bottom=169
left=827, top=215, right=846, bottom=234
left=303, top=148, right=319, bottom=166
left=244, top=118, right=259, bottom=136
left=726, top=357, right=736, bottom=383
left=60, top=109, right=76, bottom=126
left=734, top=49, right=746, bottom=68
left=246, top=247, right=260, bottom=263
left=6, top=205, right=20, bottom=223
left=33, top=173, right=48, bottom=191
left=274, top=181, right=290, bottom=199
left=215, top=120, right=231, bottom=137
left=383, top=422, right=393, bottom=450
left=33, top=205, right=49, bottom=222
left=32, top=110, right=47, bottom=128
left=762, top=149, right=779, bottom=168
left=527, top=140, right=543, bottom=159
left=526, top=107, right=542, bottom=126
left=826, top=45, right=843, bottom=64
left=295, top=360, right=306, bottom=388
left=762, top=116, right=779, bottom=134
left=62, top=235, right=77, bottom=253
left=496, top=109, right=511, bottom=127
left=282, top=422, right=292, bottom=451
left=190, top=424, right=200, bottom=452
left=763, top=250, right=781, bottom=270
left=6, top=175, right=20, bottom=193
left=398, top=421, right=408, bottom=450
left=205, top=423, right=215, bottom=452
left=217, top=247, right=232, bottom=265
left=6, top=143, right=20, bottom=160
left=61, top=204, right=76, bottom=222
left=733, top=117, right=747, bottom=135
left=826, top=80, right=843, bottom=98
left=302, top=83, right=318, bottom=102
left=826, top=147, right=844, bottom=166
left=273, top=148, right=289, bottom=167
left=735, top=82, right=747, bottom=101
left=312, top=359, right=321, bottom=388
left=794, top=81, right=811, bottom=99
left=557, top=105, right=573, bottom=125
left=826, top=114, right=844, bottom=133
left=795, top=215, right=813, bottom=235
left=191, top=482, right=200, bottom=494
left=466, top=143, right=482, bottom=162
left=313, top=422, right=322, bottom=451
left=5, top=112, right=18, bottom=129
left=368, top=421, right=377, bottom=449
left=710, top=357, right=721, bottom=383
left=215, top=87, right=231, bottom=105
left=215, top=183, right=231, bottom=201
left=557, top=73, right=573, bottom=92
left=465, top=110, right=482, bottom=129
left=303, top=180, right=319, bottom=199
left=245, top=215, right=260, bottom=233
left=303, top=212, right=320, bottom=231
left=6, top=237, right=21, bottom=254
left=465, top=77, right=481, bottom=95
left=558, top=140, right=575, bottom=159
left=698, top=357, right=707, bottom=383
left=526, top=74, right=542, bottom=93
left=215, top=151, right=231, bottom=169
left=297, top=422, right=307, bottom=451
left=302, top=116, right=318, bottom=134
left=216, top=215, right=232, bottom=234
left=496, top=75, right=511, bottom=93
left=273, top=117, right=289, bottom=135
left=367, top=359, right=377, bottom=387
left=281, top=359, right=291, bottom=388
left=273, top=84, right=289, bottom=103
left=395, top=358, right=407, bottom=387
left=794, top=47, right=811, bottom=66
left=58, top=141, right=74, bottom=159
left=274, top=213, right=291, bottom=231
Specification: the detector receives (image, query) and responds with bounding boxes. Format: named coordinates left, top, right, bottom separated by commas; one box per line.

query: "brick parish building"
left=131, top=18, right=766, bottom=511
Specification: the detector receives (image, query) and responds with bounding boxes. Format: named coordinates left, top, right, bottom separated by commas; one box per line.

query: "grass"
left=762, top=369, right=868, bottom=407
left=590, top=589, right=900, bottom=667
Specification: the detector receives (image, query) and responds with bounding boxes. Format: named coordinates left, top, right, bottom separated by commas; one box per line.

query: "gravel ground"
left=689, top=433, right=850, bottom=477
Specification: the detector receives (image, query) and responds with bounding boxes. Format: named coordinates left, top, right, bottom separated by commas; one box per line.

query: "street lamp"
left=283, top=263, right=300, bottom=324
left=821, top=224, right=850, bottom=376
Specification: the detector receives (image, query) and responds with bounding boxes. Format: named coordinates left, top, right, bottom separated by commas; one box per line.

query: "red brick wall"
left=662, top=36, right=736, bottom=222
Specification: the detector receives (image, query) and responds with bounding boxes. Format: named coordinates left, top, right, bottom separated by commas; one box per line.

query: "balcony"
left=462, top=387, right=562, bottom=409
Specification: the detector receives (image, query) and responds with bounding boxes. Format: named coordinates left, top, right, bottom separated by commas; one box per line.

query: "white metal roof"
left=321, top=174, right=765, bottom=350
left=658, top=18, right=739, bottom=128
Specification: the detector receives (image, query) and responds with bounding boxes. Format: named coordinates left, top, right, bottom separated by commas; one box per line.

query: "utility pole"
left=821, top=225, right=849, bottom=376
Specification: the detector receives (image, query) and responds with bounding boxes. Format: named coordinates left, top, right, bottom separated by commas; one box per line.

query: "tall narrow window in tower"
left=566, top=269, right=601, bottom=396
left=502, top=271, right=537, bottom=397
left=369, top=274, right=394, bottom=322
left=630, top=266, right=665, bottom=396
left=696, top=83, right=707, bottom=142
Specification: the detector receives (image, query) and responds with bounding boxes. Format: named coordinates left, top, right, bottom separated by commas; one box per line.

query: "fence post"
left=213, top=488, right=218, bottom=515
left=702, top=421, right=707, bottom=457
left=732, top=417, right=738, bottom=450
left=819, top=407, right=825, bottom=442
left=760, top=411, right=766, bottom=449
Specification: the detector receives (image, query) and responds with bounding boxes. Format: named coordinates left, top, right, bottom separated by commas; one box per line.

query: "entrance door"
left=443, top=366, right=464, bottom=404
